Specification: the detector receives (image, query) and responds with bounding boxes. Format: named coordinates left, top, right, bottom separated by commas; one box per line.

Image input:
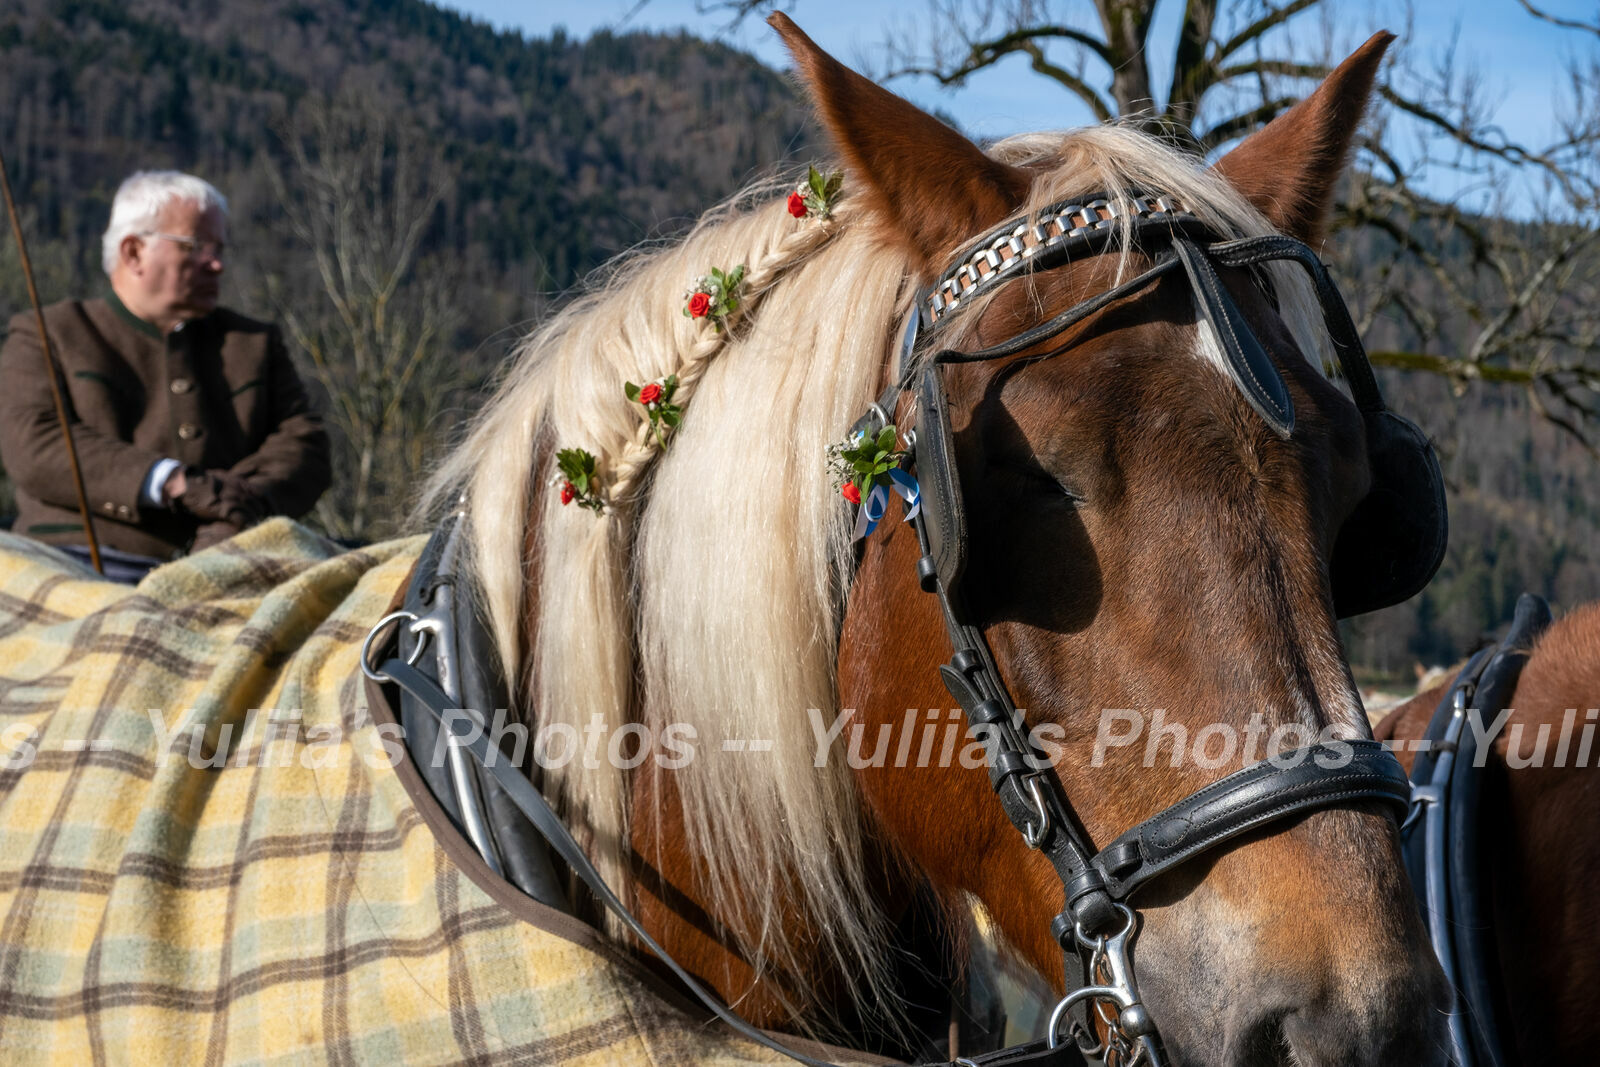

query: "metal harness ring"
left=360, top=610, right=424, bottom=683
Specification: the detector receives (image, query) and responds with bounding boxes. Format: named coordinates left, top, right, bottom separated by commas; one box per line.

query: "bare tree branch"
left=1212, top=0, right=1326, bottom=64
left=1376, top=83, right=1576, bottom=195
left=1215, top=59, right=1328, bottom=82
left=264, top=94, right=470, bottom=541
left=1019, top=42, right=1116, bottom=121
left=1468, top=229, right=1596, bottom=362
left=1515, top=0, right=1600, bottom=39
left=1166, top=0, right=1219, bottom=126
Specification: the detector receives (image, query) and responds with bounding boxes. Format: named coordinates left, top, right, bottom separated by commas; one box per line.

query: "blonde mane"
left=419, top=123, right=1331, bottom=1027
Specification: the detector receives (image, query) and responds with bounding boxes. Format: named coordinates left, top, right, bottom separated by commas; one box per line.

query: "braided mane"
left=606, top=212, right=837, bottom=505
left=422, top=172, right=908, bottom=1019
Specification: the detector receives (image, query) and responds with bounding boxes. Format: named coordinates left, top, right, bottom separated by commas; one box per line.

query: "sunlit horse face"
left=781, top=19, right=1454, bottom=1067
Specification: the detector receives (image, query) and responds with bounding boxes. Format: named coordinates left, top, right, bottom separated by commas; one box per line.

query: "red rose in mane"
left=787, top=191, right=808, bottom=218
left=841, top=482, right=861, bottom=505
left=638, top=382, right=663, bottom=405
left=687, top=291, right=712, bottom=318
left=560, top=481, right=576, bottom=506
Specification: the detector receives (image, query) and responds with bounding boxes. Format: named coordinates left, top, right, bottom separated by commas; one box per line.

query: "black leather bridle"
left=362, top=191, right=1428, bottom=1067
left=844, top=192, right=1420, bottom=1063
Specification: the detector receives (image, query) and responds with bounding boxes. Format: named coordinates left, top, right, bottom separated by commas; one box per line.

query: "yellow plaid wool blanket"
left=0, top=520, right=883, bottom=1066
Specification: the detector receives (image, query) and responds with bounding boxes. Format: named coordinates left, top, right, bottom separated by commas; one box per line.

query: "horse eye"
left=994, top=461, right=1083, bottom=504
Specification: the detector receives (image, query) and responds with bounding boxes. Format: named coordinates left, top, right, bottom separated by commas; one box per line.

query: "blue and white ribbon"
left=852, top=468, right=921, bottom=541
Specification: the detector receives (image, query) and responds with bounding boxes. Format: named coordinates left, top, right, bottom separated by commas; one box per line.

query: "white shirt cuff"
left=140, top=458, right=183, bottom=508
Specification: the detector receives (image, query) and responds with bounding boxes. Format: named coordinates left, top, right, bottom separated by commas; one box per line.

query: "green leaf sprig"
left=556, top=447, right=606, bottom=513
left=827, top=423, right=907, bottom=505
left=624, top=374, right=682, bottom=452
left=792, top=165, right=843, bottom=220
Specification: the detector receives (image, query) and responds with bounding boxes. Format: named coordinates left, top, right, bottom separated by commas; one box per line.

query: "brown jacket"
left=0, top=296, right=331, bottom=559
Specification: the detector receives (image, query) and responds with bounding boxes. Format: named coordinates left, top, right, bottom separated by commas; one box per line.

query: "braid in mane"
left=544, top=191, right=845, bottom=929
left=606, top=214, right=838, bottom=506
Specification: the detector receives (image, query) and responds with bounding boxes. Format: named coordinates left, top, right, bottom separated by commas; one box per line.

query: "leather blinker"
left=915, top=363, right=968, bottom=593
left=1172, top=237, right=1295, bottom=437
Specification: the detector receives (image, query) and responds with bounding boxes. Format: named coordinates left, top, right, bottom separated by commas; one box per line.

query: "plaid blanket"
left=0, top=520, right=882, bottom=1065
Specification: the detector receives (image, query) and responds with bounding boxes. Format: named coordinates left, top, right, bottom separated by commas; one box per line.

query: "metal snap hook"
left=1075, top=901, right=1137, bottom=949
left=1049, top=903, right=1164, bottom=1063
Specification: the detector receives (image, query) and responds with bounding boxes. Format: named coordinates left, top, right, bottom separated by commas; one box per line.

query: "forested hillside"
left=0, top=0, right=813, bottom=296
left=0, top=0, right=817, bottom=541
left=0, top=0, right=1594, bottom=674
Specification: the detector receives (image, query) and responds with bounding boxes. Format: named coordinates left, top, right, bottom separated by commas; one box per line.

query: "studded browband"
left=924, top=194, right=1194, bottom=326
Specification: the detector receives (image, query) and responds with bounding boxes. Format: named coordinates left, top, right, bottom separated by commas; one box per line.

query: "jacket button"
left=170, top=378, right=193, bottom=395
left=177, top=423, right=202, bottom=440
left=116, top=505, right=132, bottom=519
left=102, top=502, right=115, bottom=513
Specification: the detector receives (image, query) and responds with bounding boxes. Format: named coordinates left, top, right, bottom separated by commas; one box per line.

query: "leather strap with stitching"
left=1090, top=740, right=1410, bottom=899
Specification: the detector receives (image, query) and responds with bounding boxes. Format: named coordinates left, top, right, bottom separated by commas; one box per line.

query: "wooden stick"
left=0, top=143, right=103, bottom=574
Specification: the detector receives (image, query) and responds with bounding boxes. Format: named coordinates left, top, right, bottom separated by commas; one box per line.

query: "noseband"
left=847, top=193, right=1414, bottom=1064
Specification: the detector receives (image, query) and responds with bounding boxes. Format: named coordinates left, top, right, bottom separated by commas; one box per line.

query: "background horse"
left=419, top=16, right=1447, bottom=1065
left=1376, top=600, right=1600, bottom=1064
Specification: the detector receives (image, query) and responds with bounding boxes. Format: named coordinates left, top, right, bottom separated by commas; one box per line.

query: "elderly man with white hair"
left=0, top=170, right=331, bottom=581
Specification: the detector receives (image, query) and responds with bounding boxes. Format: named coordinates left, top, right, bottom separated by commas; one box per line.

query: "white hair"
left=418, top=125, right=1335, bottom=1032
left=101, top=171, right=228, bottom=276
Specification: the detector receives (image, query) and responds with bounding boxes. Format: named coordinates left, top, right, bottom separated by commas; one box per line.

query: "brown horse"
left=1376, top=600, right=1600, bottom=1064
left=424, top=16, right=1451, bottom=1066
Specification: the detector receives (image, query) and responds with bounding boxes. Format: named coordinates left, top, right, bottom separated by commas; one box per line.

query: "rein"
left=361, top=190, right=1415, bottom=1067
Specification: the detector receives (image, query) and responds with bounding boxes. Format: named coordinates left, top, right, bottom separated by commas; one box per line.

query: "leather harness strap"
left=367, top=647, right=1089, bottom=1067
left=1092, top=741, right=1408, bottom=900
left=1401, top=592, right=1551, bottom=1067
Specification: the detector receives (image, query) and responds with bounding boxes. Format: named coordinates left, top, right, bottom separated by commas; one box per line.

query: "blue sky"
left=444, top=0, right=1594, bottom=205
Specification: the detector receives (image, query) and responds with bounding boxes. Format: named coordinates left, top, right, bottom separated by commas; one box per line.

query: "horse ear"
left=770, top=13, right=1031, bottom=270
left=1213, top=32, right=1394, bottom=245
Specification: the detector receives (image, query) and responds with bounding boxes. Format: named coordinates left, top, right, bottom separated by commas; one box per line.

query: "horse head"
left=774, top=16, right=1452, bottom=1066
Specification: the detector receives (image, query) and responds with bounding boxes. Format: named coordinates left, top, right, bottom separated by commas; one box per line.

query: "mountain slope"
left=0, top=0, right=815, bottom=292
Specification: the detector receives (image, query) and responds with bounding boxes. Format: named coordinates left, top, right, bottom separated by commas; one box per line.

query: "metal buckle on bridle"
left=1047, top=903, right=1162, bottom=1066
left=1020, top=772, right=1053, bottom=849
left=1401, top=678, right=1474, bottom=833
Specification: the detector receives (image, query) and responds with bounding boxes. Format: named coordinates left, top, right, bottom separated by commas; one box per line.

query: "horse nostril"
left=1275, top=980, right=1454, bottom=1067
left=1232, top=1009, right=1293, bottom=1067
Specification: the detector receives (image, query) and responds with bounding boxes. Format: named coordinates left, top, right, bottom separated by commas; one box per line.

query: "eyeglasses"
left=142, top=232, right=226, bottom=261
